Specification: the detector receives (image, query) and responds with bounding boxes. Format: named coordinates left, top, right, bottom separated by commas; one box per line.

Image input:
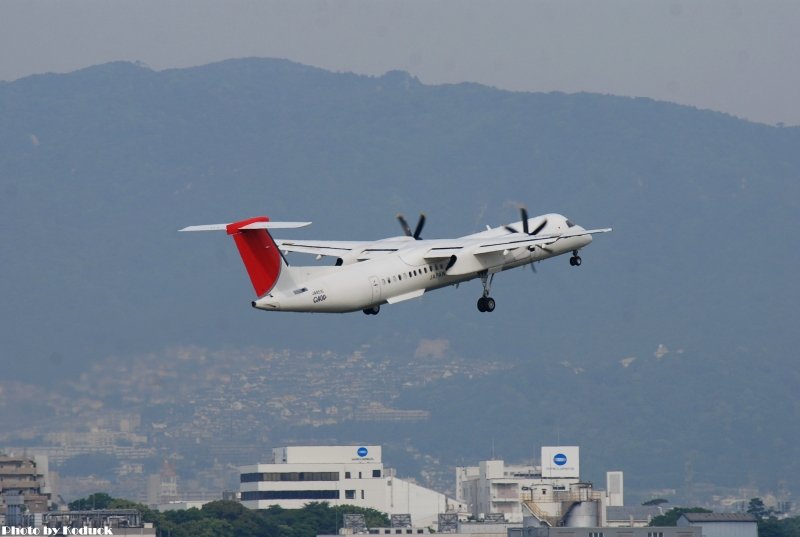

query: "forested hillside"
left=1, top=59, right=798, bottom=500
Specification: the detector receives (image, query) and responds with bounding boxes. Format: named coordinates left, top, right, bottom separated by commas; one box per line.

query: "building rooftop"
left=606, top=506, right=663, bottom=521
left=680, top=513, right=757, bottom=523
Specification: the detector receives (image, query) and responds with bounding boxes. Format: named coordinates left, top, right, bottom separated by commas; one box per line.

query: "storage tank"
left=563, top=500, right=599, bottom=527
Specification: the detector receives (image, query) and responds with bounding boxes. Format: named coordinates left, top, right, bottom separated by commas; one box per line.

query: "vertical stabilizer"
left=225, top=217, right=291, bottom=297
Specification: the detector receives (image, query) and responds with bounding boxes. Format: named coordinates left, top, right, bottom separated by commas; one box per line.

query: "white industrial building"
left=676, top=513, right=757, bottom=537
left=240, top=445, right=466, bottom=527
left=605, top=471, right=623, bottom=507
left=457, top=447, right=623, bottom=526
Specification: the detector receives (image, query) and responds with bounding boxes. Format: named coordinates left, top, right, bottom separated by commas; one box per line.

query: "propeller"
left=503, top=206, right=546, bottom=275
left=397, top=213, right=426, bottom=240
left=504, top=207, right=547, bottom=236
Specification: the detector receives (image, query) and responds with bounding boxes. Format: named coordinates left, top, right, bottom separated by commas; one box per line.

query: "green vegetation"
left=745, top=497, right=800, bottom=537
left=758, top=516, right=800, bottom=537
left=746, top=497, right=774, bottom=520
left=649, top=507, right=711, bottom=526
left=68, top=492, right=143, bottom=511
left=68, top=494, right=389, bottom=537
left=648, top=499, right=800, bottom=537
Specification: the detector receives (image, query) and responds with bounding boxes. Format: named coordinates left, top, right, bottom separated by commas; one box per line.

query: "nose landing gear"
left=569, top=250, right=582, bottom=266
left=363, top=306, right=380, bottom=315
left=476, top=271, right=496, bottom=312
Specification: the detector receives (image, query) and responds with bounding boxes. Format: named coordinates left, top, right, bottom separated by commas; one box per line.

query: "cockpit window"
left=566, top=219, right=576, bottom=228
left=293, top=287, right=309, bottom=295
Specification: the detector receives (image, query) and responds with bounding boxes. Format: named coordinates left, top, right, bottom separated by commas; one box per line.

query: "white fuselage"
left=252, top=214, right=592, bottom=313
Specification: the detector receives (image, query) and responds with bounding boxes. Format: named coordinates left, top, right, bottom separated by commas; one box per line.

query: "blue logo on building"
left=554, top=453, right=568, bottom=466
left=357, top=447, right=369, bottom=457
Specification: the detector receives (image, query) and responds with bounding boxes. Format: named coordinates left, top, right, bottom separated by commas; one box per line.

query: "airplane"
left=180, top=209, right=611, bottom=314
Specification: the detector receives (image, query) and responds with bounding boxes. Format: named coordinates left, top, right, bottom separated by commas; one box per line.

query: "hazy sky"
left=2, top=0, right=798, bottom=125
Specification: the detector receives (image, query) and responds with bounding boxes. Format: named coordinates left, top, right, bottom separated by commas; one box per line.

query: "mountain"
left=1, top=58, right=798, bottom=501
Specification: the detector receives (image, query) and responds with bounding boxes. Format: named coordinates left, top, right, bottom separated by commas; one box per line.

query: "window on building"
left=589, top=533, right=604, bottom=537
left=241, top=490, right=340, bottom=501
left=345, top=490, right=356, bottom=500
left=372, top=469, right=381, bottom=478
left=647, top=533, right=664, bottom=537
left=361, top=490, right=365, bottom=499
left=240, top=472, right=340, bottom=482
left=345, top=472, right=351, bottom=479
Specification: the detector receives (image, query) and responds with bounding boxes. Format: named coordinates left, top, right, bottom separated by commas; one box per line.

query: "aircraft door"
left=369, top=276, right=381, bottom=302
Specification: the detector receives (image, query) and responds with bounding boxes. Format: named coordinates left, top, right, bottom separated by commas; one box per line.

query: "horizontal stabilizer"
left=179, top=222, right=311, bottom=232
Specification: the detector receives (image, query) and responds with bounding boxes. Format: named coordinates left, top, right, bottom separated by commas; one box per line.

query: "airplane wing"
left=473, top=228, right=612, bottom=255
left=419, top=235, right=559, bottom=258
left=422, top=245, right=467, bottom=259
left=472, top=234, right=560, bottom=254
left=275, top=239, right=367, bottom=257
left=276, top=238, right=409, bottom=260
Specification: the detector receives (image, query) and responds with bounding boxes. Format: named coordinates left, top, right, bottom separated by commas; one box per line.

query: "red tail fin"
left=226, top=217, right=283, bottom=297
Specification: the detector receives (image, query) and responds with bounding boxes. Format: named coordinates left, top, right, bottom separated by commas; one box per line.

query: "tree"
left=747, top=497, right=773, bottom=521
left=649, top=507, right=711, bottom=527
left=642, top=498, right=669, bottom=506
left=68, top=492, right=114, bottom=510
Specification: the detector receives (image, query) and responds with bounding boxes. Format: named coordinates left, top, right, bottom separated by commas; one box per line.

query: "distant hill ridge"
left=0, top=57, right=798, bottom=500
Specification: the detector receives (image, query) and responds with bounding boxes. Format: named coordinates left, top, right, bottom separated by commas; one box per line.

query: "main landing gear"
left=363, top=306, right=380, bottom=315
left=569, top=250, right=582, bottom=266
left=477, top=296, right=495, bottom=313
left=476, top=272, right=496, bottom=313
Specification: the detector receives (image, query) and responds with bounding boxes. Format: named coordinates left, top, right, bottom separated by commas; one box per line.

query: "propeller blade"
left=531, top=218, right=547, bottom=235
left=413, top=214, right=426, bottom=240
left=397, top=214, right=413, bottom=237
left=531, top=263, right=537, bottom=274
left=521, top=207, right=529, bottom=234
left=504, top=225, right=518, bottom=234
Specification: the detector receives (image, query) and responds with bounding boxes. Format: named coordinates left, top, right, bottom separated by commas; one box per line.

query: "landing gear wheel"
left=363, top=306, right=380, bottom=315
left=477, top=271, right=496, bottom=312
left=570, top=255, right=582, bottom=266
left=477, top=297, right=495, bottom=312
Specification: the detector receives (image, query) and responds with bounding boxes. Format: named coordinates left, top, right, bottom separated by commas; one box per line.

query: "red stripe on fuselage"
left=226, top=217, right=282, bottom=297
